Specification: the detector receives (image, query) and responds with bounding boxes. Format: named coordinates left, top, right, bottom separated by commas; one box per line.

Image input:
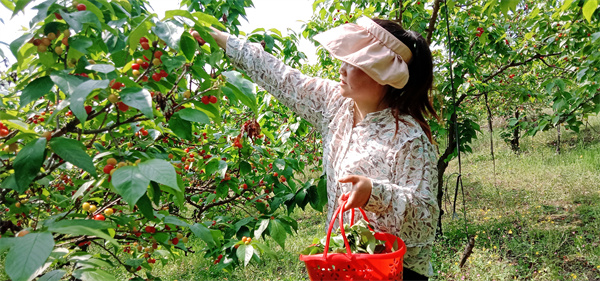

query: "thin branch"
left=426, top=0, right=442, bottom=45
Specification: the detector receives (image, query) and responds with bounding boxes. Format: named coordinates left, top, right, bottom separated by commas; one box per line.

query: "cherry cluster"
left=201, top=95, right=218, bottom=104
left=476, top=27, right=485, bottom=37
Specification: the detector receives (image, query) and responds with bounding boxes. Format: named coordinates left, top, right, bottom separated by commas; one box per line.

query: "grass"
left=434, top=115, right=600, bottom=281
left=2, top=116, right=599, bottom=281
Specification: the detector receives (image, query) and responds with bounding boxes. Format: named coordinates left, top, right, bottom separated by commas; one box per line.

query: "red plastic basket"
left=300, top=202, right=406, bottom=281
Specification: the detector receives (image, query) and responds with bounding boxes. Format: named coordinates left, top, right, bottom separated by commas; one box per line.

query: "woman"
left=210, top=16, right=438, bottom=280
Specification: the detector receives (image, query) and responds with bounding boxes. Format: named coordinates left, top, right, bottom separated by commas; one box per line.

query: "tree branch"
left=426, top=0, right=442, bottom=45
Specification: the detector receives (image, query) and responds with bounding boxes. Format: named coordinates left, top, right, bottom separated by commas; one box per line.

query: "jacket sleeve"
left=226, top=36, right=344, bottom=127
left=363, top=135, right=439, bottom=236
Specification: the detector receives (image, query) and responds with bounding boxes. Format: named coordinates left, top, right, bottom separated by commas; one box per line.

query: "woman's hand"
left=208, top=27, right=229, bottom=50
left=337, top=175, right=372, bottom=211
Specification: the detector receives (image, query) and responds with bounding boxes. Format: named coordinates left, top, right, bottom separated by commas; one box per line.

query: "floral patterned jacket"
left=227, top=36, right=439, bottom=277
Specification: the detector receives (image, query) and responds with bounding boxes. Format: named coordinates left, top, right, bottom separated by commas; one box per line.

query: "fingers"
left=338, top=175, right=359, bottom=183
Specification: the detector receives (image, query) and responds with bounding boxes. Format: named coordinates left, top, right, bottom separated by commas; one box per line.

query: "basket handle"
left=323, top=201, right=373, bottom=258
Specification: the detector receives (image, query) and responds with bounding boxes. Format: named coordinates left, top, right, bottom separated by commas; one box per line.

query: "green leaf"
left=50, top=70, right=86, bottom=96
left=111, top=49, right=131, bottom=68
left=234, top=217, right=254, bottom=232
left=120, top=87, right=153, bottom=118
left=240, top=161, right=252, bottom=175
left=138, top=159, right=179, bottom=190
left=112, top=165, right=150, bottom=207
left=50, top=137, right=98, bottom=177
left=162, top=55, right=186, bottom=73
left=179, top=34, right=197, bottom=61
left=69, top=79, right=109, bottom=123
left=1, top=0, right=15, bottom=11
left=128, top=15, right=154, bottom=52
left=222, top=71, right=257, bottom=114
left=13, top=138, right=46, bottom=193
left=206, top=159, right=228, bottom=178
left=0, top=174, right=19, bottom=192
left=152, top=20, right=184, bottom=51
left=583, top=0, right=598, bottom=23
left=47, top=219, right=118, bottom=245
left=164, top=216, right=189, bottom=227
left=9, top=33, right=33, bottom=59
left=254, top=219, right=270, bottom=238
left=11, top=0, right=35, bottom=18
left=61, top=11, right=102, bottom=33
left=20, top=76, right=54, bottom=107
left=72, top=268, right=115, bottom=281
left=163, top=10, right=225, bottom=30
left=560, top=0, right=574, bottom=12
left=38, top=270, right=66, bottom=281
left=5, top=232, right=54, bottom=281
left=253, top=242, right=277, bottom=258
left=189, top=223, right=215, bottom=246
left=136, top=193, right=155, bottom=220
left=499, top=0, right=518, bottom=15
left=0, top=237, right=14, bottom=254
left=268, top=219, right=286, bottom=249
left=85, top=64, right=115, bottom=74
left=69, top=35, right=94, bottom=55
left=168, top=114, right=192, bottom=140
left=175, top=108, right=210, bottom=124
left=236, top=244, right=254, bottom=266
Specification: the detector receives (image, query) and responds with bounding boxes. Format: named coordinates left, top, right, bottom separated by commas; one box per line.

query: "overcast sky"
left=0, top=0, right=317, bottom=68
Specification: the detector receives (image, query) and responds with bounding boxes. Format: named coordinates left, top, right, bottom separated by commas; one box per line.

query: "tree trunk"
left=510, top=110, right=520, bottom=152
left=397, top=0, right=403, bottom=25
left=436, top=111, right=458, bottom=236
left=556, top=125, right=561, bottom=154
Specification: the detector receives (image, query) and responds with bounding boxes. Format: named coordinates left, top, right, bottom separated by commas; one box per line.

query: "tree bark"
left=556, top=124, right=561, bottom=154
left=436, top=109, right=457, bottom=236
left=426, top=0, right=442, bottom=45
left=510, top=110, right=520, bottom=152
left=397, top=0, right=403, bottom=25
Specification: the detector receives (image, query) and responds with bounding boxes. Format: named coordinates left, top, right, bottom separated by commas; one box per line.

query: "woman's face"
left=338, top=62, right=387, bottom=104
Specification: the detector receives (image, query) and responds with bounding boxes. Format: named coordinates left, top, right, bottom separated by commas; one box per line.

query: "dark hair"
left=372, top=18, right=438, bottom=143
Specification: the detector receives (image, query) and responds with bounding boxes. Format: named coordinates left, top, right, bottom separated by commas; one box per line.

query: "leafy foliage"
left=0, top=0, right=325, bottom=279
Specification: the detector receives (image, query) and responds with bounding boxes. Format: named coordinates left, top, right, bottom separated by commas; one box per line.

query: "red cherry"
left=140, top=37, right=149, bottom=44
left=132, top=63, right=140, bottom=70
left=141, top=62, right=149, bottom=69
left=159, top=69, right=168, bottom=78
left=209, top=95, right=217, bottom=104
left=0, top=128, right=9, bottom=137
left=141, top=42, right=150, bottom=50
left=85, top=105, right=92, bottom=114
left=141, top=129, right=148, bottom=136
left=201, top=96, right=210, bottom=105
left=154, top=51, right=163, bottom=59
left=55, top=12, right=63, bottom=20
left=172, top=237, right=179, bottom=245
left=117, top=102, right=129, bottom=112
left=93, top=214, right=105, bottom=221
left=77, top=4, right=86, bottom=11
left=145, top=226, right=156, bottom=234
left=152, top=73, right=161, bottom=82
left=103, top=164, right=114, bottom=174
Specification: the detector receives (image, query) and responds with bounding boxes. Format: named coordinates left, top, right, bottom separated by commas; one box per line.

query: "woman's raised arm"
left=209, top=28, right=345, bottom=128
